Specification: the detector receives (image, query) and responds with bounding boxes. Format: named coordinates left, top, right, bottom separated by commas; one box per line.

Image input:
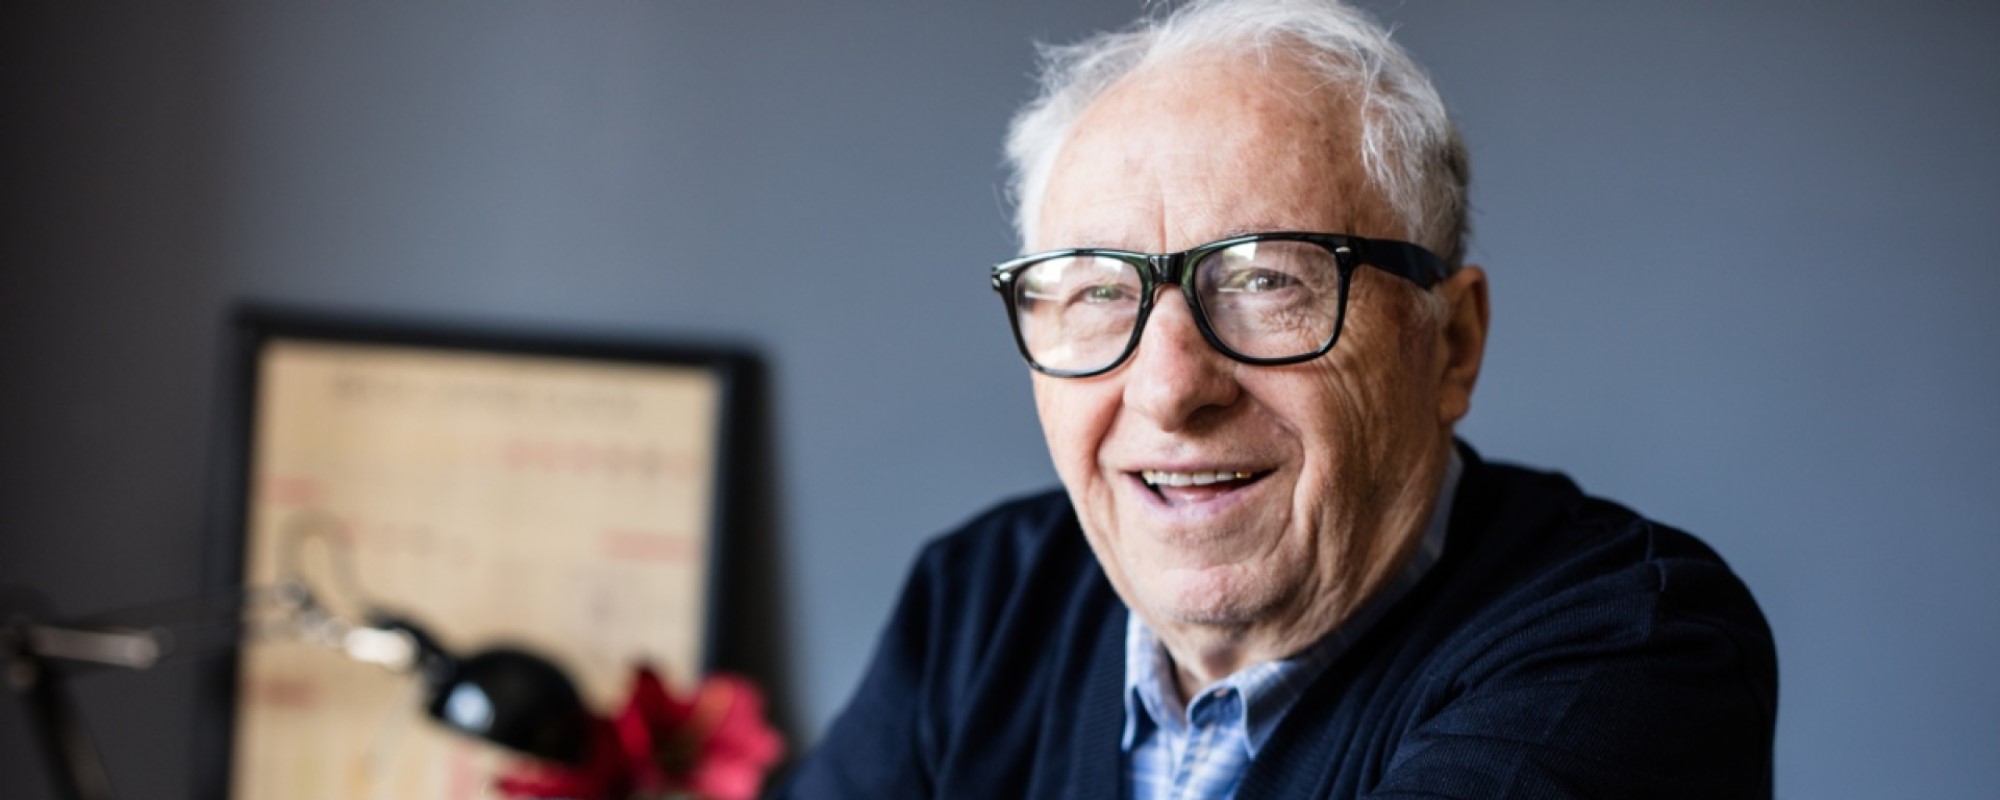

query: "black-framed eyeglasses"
left=990, top=231, right=1448, bottom=378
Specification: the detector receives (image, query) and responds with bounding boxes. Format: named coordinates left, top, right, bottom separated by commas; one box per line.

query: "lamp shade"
left=427, top=647, right=594, bottom=765
left=368, top=613, right=594, bottom=766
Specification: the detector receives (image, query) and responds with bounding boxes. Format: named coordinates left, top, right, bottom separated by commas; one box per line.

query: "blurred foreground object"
left=495, top=665, right=783, bottom=800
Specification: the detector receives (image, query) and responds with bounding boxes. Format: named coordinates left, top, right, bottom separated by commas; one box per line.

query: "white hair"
left=1003, top=0, right=1470, bottom=269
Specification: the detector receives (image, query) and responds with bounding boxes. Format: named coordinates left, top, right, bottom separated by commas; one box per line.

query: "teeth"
left=1141, top=470, right=1254, bottom=487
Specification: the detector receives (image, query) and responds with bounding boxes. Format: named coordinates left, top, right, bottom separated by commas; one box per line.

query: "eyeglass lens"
left=1010, top=240, right=1344, bottom=373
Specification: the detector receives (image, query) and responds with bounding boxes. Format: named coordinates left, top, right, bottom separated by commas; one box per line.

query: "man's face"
left=1031, top=52, right=1471, bottom=647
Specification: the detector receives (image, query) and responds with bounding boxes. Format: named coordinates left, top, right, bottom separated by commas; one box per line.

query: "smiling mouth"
left=1134, top=469, right=1269, bottom=505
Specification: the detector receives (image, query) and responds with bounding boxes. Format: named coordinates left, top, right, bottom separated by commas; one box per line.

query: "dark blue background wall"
left=4, top=2, right=1996, bottom=797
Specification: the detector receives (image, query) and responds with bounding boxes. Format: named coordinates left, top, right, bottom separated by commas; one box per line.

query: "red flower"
left=495, top=665, right=784, bottom=800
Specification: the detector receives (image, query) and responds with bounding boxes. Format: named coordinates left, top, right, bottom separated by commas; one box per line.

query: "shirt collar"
left=1121, top=450, right=1462, bottom=754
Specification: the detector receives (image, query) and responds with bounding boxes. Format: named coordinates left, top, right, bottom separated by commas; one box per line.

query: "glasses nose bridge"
left=1144, top=251, right=1191, bottom=289
left=1136, top=250, right=1207, bottom=343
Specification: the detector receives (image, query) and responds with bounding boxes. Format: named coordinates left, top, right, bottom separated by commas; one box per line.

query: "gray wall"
left=3, top=2, right=1995, bottom=797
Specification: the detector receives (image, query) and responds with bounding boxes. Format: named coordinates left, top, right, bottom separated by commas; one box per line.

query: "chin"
left=1145, top=563, right=1286, bottom=627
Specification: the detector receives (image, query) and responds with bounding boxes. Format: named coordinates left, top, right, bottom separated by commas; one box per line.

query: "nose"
left=1121, top=288, right=1241, bottom=431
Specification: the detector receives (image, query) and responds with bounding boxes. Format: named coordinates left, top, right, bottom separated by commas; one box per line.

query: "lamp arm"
left=0, top=577, right=418, bottom=800
left=16, top=625, right=172, bottom=671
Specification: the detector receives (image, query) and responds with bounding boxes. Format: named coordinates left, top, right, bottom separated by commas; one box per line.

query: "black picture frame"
left=191, top=303, right=760, bottom=799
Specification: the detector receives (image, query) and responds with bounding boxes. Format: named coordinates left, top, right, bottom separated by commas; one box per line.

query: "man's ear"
left=1437, top=265, right=1489, bottom=425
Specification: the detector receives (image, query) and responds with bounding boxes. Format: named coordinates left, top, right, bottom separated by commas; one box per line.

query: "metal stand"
left=4, top=617, right=170, bottom=800
left=4, top=621, right=112, bottom=800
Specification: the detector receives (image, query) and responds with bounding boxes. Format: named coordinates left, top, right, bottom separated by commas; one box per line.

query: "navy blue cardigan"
left=782, top=449, right=1777, bottom=798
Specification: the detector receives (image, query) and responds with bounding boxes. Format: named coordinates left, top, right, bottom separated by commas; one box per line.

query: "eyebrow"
left=1214, top=223, right=1290, bottom=240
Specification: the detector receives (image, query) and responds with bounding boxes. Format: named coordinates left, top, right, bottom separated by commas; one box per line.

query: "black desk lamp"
left=2, top=575, right=594, bottom=800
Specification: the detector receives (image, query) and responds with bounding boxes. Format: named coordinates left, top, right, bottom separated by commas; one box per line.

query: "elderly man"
left=785, top=1, right=1776, bottom=797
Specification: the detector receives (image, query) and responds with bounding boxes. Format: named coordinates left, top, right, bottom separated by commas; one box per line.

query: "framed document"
left=194, top=306, right=756, bottom=799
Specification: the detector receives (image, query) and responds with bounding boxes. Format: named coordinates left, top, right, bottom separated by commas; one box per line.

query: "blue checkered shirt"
left=1120, top=454, right=1459, bottom=800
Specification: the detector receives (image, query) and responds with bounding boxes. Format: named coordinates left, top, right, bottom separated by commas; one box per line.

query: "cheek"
left=1031, top=376, right=1117, bottom=480
left=1031, top=376, right=1130, bottom=574
left=1342, top=283, right=1440, bottom=404
left=1286, top=291, right=1440, bottom=492
left=1284, top=366, right=1376, bottom=500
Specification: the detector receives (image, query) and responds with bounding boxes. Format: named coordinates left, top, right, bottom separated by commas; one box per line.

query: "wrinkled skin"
left=1029, top=49, right=1490, bottom=699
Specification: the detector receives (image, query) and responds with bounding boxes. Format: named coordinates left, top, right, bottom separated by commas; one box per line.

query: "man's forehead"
left=1034, top=51, right=1388, bottom=252
left=1036, top=137, right=1379, bottom=252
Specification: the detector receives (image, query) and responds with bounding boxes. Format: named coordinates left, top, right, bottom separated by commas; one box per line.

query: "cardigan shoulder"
left=1304, top=457, right=1779, bottom=799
